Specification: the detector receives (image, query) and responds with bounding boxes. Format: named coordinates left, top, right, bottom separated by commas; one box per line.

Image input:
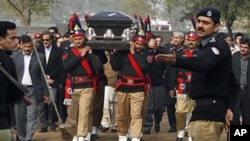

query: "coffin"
left=85, top=11, right=134, bottom=50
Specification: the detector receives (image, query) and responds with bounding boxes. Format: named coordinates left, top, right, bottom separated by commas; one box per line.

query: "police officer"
left=61, top=13, right=102, bottom=141
left=110, top=28, right=151, bottom=141
left=155, top=7, right=239, bottom=141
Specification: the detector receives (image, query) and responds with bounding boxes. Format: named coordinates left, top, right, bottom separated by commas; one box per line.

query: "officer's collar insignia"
left=207, top=11, right=212, bottom=17
left=211, top=47, right=220, bottom=55
left=210, top=37, right=216, bottom=42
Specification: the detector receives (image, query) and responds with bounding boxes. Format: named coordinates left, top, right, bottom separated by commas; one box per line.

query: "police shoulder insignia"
left=62, top=53, right=68, bottom=60
left=209, top=37, right=216, bottom=42
left=147, top=55, right=154, bottom=63
left=211, top=47, right=220, bottom=55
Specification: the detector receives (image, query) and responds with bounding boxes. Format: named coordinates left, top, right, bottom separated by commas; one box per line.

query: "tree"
left=4, top=0, right=60, bottom=26
left=183, top=0, right=250, bottom=35
left=119, top=0, right=152, bottom=18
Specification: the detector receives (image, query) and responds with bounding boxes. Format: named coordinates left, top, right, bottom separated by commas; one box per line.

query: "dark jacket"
left=110, top=50, right=150, bottom=93
left=0, top=50, right=24, bottom=129
left=175, top=33, right=239, bottom=122
left=12, top=50, right=48, bottom=102
left=232, top=52, right=250, bottom=99
left=37, top=44, right=63, bottom=88
left=63, top=47, right=103, bottom=89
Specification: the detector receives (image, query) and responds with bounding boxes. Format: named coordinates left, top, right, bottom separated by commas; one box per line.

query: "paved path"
left=12, top=112, right=228, bottom=141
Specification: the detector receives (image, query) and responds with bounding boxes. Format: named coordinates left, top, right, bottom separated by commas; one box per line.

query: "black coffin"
left=85, top=11, right=133, bottom=50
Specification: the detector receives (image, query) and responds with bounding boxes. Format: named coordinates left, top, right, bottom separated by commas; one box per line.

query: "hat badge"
left=207, top=11, right=212, bottom=17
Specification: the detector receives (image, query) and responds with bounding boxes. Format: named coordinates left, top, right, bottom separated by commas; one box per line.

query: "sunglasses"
left=42, top=39, right=50, bottom=42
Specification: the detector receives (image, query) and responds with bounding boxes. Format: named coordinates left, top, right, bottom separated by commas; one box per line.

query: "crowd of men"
left=0, top=6, right=250, bottom=141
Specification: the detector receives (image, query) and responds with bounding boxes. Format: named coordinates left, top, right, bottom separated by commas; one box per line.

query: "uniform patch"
left=210, top=37, right=216, bottom=42
left=147, top=55, right=154, bottom=63
left=211, top=47, right=220, bottom=55
left=62, top=53, right=68, bottom=60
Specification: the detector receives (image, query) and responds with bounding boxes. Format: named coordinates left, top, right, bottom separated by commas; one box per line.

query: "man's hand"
left=43, top=96, right=49, bottom=103
left=129, top=41, right=135, bottom=54
left=80, top=46, right=92, bottom=57
left=155, top=49, right=177, bottom=65
left=225, top=108, right=233, bottom=132
left=169, top=90, right=175, bottom=98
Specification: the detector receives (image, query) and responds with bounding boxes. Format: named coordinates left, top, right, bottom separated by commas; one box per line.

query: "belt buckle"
left=241, top=85, right=246, bottom=89
left=127, top=79, right=134, bottom=84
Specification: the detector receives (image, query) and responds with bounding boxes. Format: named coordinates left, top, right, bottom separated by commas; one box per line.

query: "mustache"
left=197, top=27, right=204, bottom=32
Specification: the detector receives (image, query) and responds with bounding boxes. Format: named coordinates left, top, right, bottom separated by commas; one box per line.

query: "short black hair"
left=240, top=37, right=250, bottom=47
left=235, top=32, right=244, bottom=40
left=224, top=34, right=233, bottom=41
left=42, top=31, right=54, bottom=40
left=63, top=32, right=70, bottom=38
left=0, top=21, right=16, bottom=38
left=19, top=35, right=32, bottom=44
left=48, top=26, right=58, bottom=33
left=155, top=35, right=163, bottom=41
left=217, top=32, right=226, bottom=39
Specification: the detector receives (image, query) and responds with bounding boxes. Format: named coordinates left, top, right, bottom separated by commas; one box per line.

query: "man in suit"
left=12, top=35, right=48, bottom=141
left=37, top=31, right=63, bottom=132
left=232, top=37, right=250, bottom=125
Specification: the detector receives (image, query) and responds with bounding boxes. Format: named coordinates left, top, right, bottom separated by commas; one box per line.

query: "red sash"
left=115, top=53, right=151, bottom=95
left=64, top=47, right=97, bottom=100
left=70, top=48, right=92, bottom=75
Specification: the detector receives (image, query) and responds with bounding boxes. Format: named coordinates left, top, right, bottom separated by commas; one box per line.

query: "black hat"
left=196, top=7, right=221, bottom=24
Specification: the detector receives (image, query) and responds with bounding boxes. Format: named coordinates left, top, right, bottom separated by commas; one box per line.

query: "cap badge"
left=207, top=11, right=212, bottom=17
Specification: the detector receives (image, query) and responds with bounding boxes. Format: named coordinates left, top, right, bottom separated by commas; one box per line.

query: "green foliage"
left=119, top=0, right=152, bottom=18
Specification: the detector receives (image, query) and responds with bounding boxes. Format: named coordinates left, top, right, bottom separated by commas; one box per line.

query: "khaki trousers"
left=175, top=94, right=194, bottom=130
left=188, top=120, right=224, bottom=141
left=76, top=88, right=94, bottom=137
left=0, top=129, right=11, bottom=141
left=61, top=92, right=80, bottom=140
left=117, top=91, right=144, bottom=138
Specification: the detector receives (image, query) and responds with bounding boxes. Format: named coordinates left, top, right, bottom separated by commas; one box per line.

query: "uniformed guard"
left=110, top=25, right=152, bottom=141
left=172, top=31, right=199, bottom=141
left=155, top=7, right=239, bottom=141
left=60, top=13, right=102, bottom=141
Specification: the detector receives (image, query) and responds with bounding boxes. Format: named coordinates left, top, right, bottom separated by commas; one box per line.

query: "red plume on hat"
left=144, top=15, right=152, bottom=40
left=68, top=13, right=85, bottom=37
left=84, top=14, right=90, bottom=20
left=189, top=16, right=196, bottom=30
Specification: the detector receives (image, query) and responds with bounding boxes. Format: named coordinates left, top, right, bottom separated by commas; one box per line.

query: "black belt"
left=240, top=84, right=247, bottom=89
left=193, top=98, right=225, bottom=106
left=22, top=85, right=33, bottom=88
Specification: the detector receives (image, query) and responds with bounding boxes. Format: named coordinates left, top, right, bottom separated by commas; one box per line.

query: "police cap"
left=196, top=7, right=221, bottom=24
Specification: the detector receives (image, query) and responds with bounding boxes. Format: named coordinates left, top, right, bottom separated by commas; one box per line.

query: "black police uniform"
left=175, top=33, right=238, bottom=122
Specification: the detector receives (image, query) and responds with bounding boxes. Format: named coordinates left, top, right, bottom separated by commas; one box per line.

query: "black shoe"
left=185, top=131, right=188, bottom=137
left=111, top=128, right=117, bottom=133
left=155, top=123, right=160, bottom=132
left=143, top=127, right=150, bottom=134
left=50, top=127, right=56, bottom=132
left=176, top=137, right=183, bottom=141
left=16, top=135, right=20, bottom=141
left=91, top=134, right=99, bottom=139
left=168, top=127, right=176, bottom=132
left=39, top=128, right=48, bottom=133
left=100, top=127, right=109, bottom=132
